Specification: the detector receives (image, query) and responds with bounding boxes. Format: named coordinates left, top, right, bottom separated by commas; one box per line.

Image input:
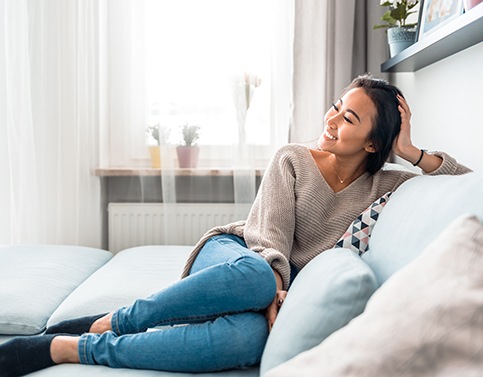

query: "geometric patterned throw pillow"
left=335, top=192, right=392, bottom=256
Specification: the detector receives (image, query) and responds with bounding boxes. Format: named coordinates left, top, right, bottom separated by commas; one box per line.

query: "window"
left=103, top=0, right=292, bottom=167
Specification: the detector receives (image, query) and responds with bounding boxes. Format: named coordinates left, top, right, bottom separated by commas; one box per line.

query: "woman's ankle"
left=89, top=312, right=113, bottom=333
left=50, top=336, right=80, bottom=364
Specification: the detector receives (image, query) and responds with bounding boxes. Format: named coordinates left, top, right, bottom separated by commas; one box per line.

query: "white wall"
left=0, top=2, right=10, bottom=243
left=392, top=42, right=483, bottom=172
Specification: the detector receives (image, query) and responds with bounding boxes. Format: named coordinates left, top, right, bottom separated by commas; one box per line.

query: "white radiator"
left=108, top=203, right=252, bottom=253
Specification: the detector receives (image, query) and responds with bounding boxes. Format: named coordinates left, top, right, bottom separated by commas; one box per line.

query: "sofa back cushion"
left=0, top=245, right=111, bottom=335
left=363, top=172, right=483, bottom=285
left=47, top=245, right=193, bottom=327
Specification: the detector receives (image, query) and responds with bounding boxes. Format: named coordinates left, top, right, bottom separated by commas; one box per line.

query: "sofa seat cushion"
left=363, top=172, right=483, bottom=285
left=265, top=215, right=483, bottom=376
left=32, top=364, right=259, bottom=377
left=47, top=245, right=193, bottom=327
left=0, top=335, right=15, bottom=345
left=260, top=248, right=378, bottom=375
left=0, top=245, right=112, bottom=335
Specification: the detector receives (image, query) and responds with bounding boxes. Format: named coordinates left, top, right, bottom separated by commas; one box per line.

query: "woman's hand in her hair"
left=266, top=289, right=288, bottom=332
left=392, top=94, right=423, bottom=164
left=392, top=94, right=414, bottom=157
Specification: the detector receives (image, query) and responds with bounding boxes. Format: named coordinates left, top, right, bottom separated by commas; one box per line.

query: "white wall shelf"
left=381, top=4, right=483, bottom=72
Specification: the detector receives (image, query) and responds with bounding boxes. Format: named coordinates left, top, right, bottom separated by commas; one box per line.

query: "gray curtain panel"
left=290, top=0, right=388, bottom=144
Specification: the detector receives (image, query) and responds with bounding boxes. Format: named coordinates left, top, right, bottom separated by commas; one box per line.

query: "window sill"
left=95, top=167, right=265, bottom=177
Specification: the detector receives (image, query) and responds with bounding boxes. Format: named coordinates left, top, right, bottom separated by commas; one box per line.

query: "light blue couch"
left=1, top=172, right=482, bottom=376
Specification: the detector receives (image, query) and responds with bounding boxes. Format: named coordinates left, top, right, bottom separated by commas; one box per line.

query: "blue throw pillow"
left=260, top=247, right=377, bottom=375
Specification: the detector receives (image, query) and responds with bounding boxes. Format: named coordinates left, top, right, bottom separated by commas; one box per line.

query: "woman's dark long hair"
left=343, top=74, right=403, bottom=175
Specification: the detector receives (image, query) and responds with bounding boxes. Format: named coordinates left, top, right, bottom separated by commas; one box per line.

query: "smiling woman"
left=0, top=74, right=472, bottom=377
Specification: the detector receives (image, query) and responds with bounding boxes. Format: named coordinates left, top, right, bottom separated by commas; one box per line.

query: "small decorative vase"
left=149, top=146, right=161, bottom=168
left=387, top=27, right=417, bottom=58
left=176, top=146, right=200, bottom=168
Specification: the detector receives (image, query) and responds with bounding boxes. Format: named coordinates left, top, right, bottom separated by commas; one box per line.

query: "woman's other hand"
left=266, top=268, right=287, bottom=331
left=266, top=289, right=288, bottom=332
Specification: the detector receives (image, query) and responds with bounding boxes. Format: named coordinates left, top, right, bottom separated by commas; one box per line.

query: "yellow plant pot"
left=149, top=146, right=161, bottom=168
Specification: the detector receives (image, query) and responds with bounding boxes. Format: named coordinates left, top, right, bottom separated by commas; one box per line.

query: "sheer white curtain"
left=103, top=0, right=294, bottom=243
left=1, top=0, right=293, bottom=247
left=0, top=0, right=101, bottom=246
left=104, top=0, right=293, bottom=167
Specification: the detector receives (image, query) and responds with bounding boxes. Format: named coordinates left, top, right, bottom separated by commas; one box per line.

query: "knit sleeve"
left=243, top=146, right=297, bottom=289
left=425, top=151, right=472, bottom=175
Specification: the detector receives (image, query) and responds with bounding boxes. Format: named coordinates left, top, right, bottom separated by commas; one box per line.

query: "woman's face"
left=317, top=87, right=377, bottom=158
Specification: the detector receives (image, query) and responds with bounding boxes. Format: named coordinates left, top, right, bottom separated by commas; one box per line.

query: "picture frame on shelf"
left=463, top=0, right=483, bottom=11
left=418, top=0, right=464, bottom=40
left=415, top=0, right=426, bottom=41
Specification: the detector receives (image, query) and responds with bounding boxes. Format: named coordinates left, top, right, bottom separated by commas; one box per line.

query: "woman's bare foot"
left=89, top=312, right=113, bottom=333
left=45, top=312, right=108, bottom=335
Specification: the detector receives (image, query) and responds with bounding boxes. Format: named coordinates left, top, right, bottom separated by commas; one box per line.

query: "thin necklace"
left=329, top=158, right=347, bottom=184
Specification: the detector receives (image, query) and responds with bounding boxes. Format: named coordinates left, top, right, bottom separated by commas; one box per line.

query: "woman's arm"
left=392, top=95, right=471, bottom=174
left=243, top=146, right=300, bottom=329
left=244, top=145, right=298, bottom=290
left=396, top=145, right=443, bottom=173
left=392, top=95, right=443, bottom=173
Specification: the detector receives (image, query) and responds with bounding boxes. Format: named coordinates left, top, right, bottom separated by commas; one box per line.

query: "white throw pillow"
left=264, top=215, right=483, bottom=377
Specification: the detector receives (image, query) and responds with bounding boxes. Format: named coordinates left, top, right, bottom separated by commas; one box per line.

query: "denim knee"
left=229, top=252, right=277, bottom=308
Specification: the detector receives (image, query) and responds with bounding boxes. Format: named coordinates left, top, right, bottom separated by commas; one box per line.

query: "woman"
left=0, top=74, right=471, bottom=376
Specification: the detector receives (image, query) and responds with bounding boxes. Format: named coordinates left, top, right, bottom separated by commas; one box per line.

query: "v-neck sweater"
left=181, top=144, right=471, bottom=289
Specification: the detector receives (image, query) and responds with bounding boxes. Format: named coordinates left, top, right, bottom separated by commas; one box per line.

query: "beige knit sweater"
left=181, top=144, right=471, bottom=289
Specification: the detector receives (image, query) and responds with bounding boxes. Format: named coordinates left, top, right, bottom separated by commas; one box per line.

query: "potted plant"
left=176, top=123, right=200, bottom=168
left=146, top=124, right=170, bottom=168
left=374, top=0, right=420, bottom=58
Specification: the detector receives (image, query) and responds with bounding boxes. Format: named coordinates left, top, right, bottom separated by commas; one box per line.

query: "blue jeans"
left=78, top=234, right=277, bottom=372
